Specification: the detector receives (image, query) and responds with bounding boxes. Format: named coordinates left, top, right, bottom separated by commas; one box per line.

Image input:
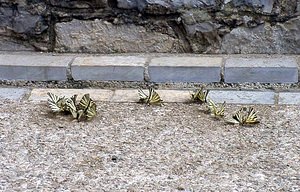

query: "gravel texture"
left=0, top=100, right=299, bottom=191
left=1, top=80, right=300, bottom=91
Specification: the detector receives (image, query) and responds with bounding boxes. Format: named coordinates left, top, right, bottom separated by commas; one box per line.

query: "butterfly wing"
left=191, top=87, right=209, bottom=104
left=244, top=107, right=260, bottom=124
left=86, top=101, right=97, bottom=120
left=232, top=108, right=245, bottom=124
left=79, top=94, right=91, bottom=111
left=148, top=88, right=163, bottom=105
left=216, top=101, right=225, bottom=117
left=207, top=99, right=225, bottom=117
left=47, top=92, right=65, bottom=112
left=71, top=94, right=77, bottom=105
left=198, top=90, right=210, bottom=103
left=77, top=109, right=85, bottom=122
left=77, top=95, right=97, bottom=121
left=207, top=99, right=217, bottom=115
left=207, top=99, right=214, bottom=112
left=64, top=98, right=78, bottom=119
left=191, top=89, right=202, bottom=100
left=138, top=89, right=148, bottom=103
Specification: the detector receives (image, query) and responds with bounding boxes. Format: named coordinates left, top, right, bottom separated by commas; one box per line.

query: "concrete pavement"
left=1, top=87, right=300, bottom=105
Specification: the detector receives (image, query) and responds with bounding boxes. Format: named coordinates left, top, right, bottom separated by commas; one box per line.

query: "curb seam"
left=66, top=56, right=76, bottom=81
left=143, top=56, right=151, bottom=82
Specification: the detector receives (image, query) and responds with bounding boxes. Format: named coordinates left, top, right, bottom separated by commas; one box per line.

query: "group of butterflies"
left=138, top=87, right=260, bottom=126
left=47, top=87, right=260, bottom=125
left=47, top=92, right=97, bottom=121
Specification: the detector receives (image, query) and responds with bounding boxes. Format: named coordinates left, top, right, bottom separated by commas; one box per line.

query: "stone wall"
left=0, top=0, right=299, bottom=54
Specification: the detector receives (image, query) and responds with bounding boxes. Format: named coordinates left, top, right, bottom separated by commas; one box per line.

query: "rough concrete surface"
left=209, top=90, right=275, bottom=104
left=278, top=92, right=300, bottom=105
left=224, top=58, right=298, bottom=83
left=149, top=57, right=221, bottom=83
left=0, top=100, right=299, bottom=191
left=71, top=56, right=146, bottom=81
left=0, top=88, right=29, bottom=100
left=0, top=55, right=72, bottom=81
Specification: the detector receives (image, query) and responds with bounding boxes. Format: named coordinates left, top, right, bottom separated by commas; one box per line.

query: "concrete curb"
left=0, top=88, right=289, bottom=105
left=0, top=53, right=299, bottom=83
left=28, top=89, right=277, bottom=104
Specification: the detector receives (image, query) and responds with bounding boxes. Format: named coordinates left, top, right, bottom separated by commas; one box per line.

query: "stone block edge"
left=0, top=54, right=299, bottom=83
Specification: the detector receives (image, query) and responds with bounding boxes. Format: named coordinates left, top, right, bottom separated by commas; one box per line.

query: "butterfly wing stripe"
left=138, top=89, right=148, bottom=103
left=86, top=101, right=97, bottom=120
left=202, top=90, right=210, bottom=103
left=71, top=94, right=77, bottom=105
left=207, top=99, right=217, bottom=115
left=232, top=108, right=245, bottom=124
left=198, top=89, right=209, bottom=103
left=191, top=89, right=201, bottom=100
left=47, top=92, right=59, bottom=103
left=146, top=88, right=163, bottom=105
left=47, top=92, right=64, bottom=112
left=138, top=89, right=148, bottom=99
left=149, top=91, right=162, bottom=104
left=218, top=101, right=225, bottom=116
left=191, top=87, right=209, bottom=103
left=147, top=88, right=154, bottom=103
left=245, top=107, right=259, bottom=124
left=232, top=107, right=259, bottom=125
left=79, top=94, right=91, bottom=111
left=77, top=109, right=84, bottom=121
left=65, top=98, right=77, bottom=118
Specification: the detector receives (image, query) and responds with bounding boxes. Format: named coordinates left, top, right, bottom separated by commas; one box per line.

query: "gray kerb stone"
left=224, top=57, right=298, bottom=83
left=148, top=57, right=222, bottom=83
left=0, top=55, right=71, bottom=81
left=71, top=56, right=146, bottom=81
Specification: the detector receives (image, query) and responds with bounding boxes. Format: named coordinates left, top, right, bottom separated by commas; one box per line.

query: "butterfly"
left=207, top=99, right=225, bottom=118
left=85, top=101, right=97, bottom=120
left=70, top=94, right=77, bottom=105
left=138, top=88, right=163, bottom=106
left=47, top=92, right=66, bottom=113
left=226, top=107, right=260, bottom=125
left=64, top=97, right=78, bottom=119
left=77, top=94, right=97, bottom=121
left=244, top=107, right=260, bottom=124
left=191, top=87, right=210, bottom=104
left=138, top=88, right=148, bottom=103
